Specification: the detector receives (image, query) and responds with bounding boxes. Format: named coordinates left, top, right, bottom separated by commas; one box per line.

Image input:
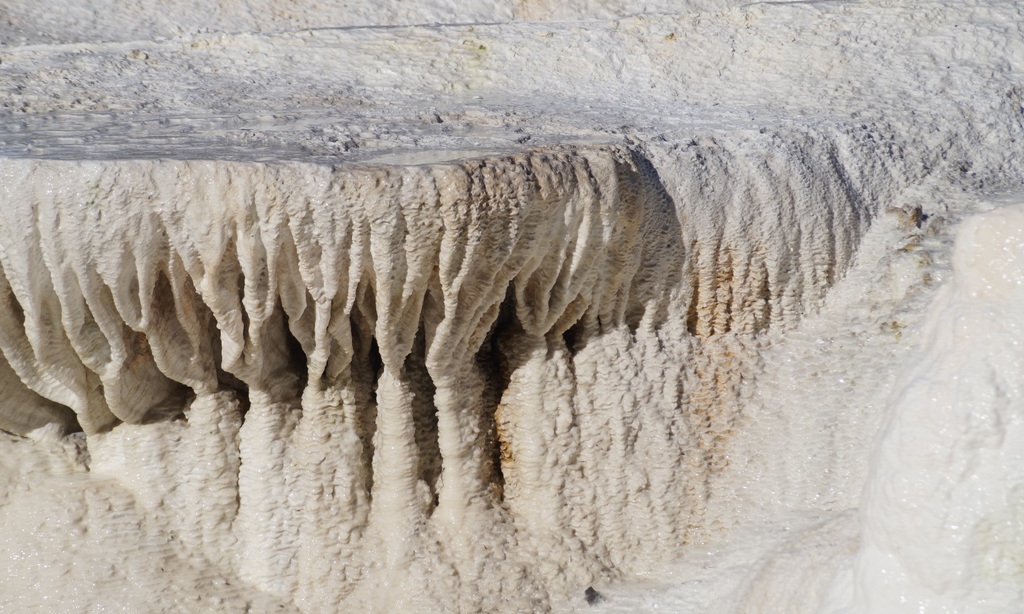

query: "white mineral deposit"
left=1, top=1, right=1023, bottom=613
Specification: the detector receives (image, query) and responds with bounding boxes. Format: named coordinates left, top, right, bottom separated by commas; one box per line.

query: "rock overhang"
left=2, top=2, right=1024, bottom=613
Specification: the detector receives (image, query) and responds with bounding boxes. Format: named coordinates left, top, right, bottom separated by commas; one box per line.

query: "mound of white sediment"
left=1, top=2, right=1023, bottom=613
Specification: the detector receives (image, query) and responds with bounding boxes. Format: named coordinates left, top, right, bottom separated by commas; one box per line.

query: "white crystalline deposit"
left=826, top=201, right=1024, bottom=614
left=0, top=138, right=871, bottom=611
left=1, top=1, right=1024, bottom=613
left=0, top=0, right=768, bottom=45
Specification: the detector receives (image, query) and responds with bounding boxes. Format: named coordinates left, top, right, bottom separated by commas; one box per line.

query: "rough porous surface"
left=1, top=1, right=1023, bottom=613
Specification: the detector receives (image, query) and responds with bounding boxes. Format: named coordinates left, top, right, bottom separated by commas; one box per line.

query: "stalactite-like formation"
left=0, top=139, right=873, bottom=611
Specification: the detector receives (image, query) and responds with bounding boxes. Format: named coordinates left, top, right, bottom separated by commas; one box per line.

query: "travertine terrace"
left=1, top=2, right=1023, bottom=613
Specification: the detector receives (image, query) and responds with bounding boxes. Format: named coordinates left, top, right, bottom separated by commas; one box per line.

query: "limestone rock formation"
left=2, top=2, right=1024, bottom=613
left=0, top=137, right=872, bottom=610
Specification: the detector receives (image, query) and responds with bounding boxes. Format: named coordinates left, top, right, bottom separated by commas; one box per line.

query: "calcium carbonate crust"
left=0, top=135, right=874, bottom=611
left=1, top=1, right=1024, bottom=613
